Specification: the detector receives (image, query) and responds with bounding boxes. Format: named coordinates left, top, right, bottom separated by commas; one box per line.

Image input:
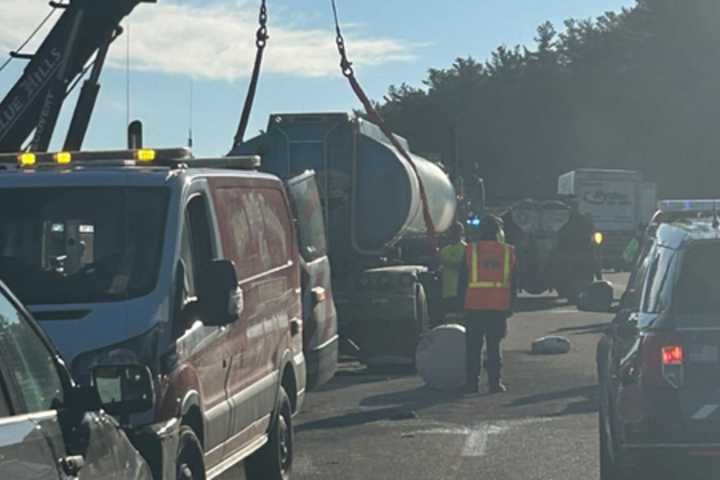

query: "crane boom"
left=0, top=0, right=155, bottom=153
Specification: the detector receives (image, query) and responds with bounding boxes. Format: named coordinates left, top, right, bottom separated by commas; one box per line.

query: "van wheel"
left=246, top=387, right=293, bottom=480
left=177, top=426, right=205, bottom=480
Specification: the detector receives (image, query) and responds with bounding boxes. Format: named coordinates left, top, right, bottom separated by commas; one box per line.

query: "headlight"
left=593, top=232, right=604, bottom=245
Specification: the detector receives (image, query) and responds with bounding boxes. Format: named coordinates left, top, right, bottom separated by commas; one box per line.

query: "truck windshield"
left=0, top=187, right=169, bottom=305
left=674, top=243, right=720, bottom=319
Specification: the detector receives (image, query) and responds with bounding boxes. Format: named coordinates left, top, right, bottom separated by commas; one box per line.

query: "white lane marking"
left=692, top=404, right=719, bottom=420
left=461, top=425, right=504, bottom=457
left=409, top=418, right=552, bottom=457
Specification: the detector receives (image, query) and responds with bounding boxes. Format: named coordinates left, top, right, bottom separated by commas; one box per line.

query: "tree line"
left=375, top=0, right=720, bottom=201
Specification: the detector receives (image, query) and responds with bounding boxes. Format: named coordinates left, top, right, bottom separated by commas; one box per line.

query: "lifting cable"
left=0, top=3, right=62, bottom=74
left=330, top=0, right=438, bottom=244
left=231, top=0, right=269, bottom=151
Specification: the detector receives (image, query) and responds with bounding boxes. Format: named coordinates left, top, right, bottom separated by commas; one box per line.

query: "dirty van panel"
left=0, top=187, right=169, bottom=306
left=287, top=172, right=338, bottom=389
left=208, top=178, right=298, bottom=457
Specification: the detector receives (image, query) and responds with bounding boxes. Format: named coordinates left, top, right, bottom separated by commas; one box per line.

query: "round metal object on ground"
left=415, top=324, right=467, bottom=390
left=531, top=336, right=571, bottom=355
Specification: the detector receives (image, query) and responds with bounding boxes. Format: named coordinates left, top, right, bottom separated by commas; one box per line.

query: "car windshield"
left=0, top=187, right=169, bottom=305
left=674, top=242, right=720, bottom=318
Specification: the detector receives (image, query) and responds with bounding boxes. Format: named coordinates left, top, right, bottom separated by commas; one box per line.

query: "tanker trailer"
left=238, top=113, right=457, bottom=366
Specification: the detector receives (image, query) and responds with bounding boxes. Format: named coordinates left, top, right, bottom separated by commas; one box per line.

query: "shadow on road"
left=515, top=296, right=568, bottom=312
left=505, top=385, right=598, bottom=416
left=550, top=322, right=611, bottom=336
left=297, top=386, right=461, bottom=433
left=296, top=406, right=418, bottom=433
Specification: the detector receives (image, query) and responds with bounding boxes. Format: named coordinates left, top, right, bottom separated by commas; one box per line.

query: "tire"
left=246, top=387, right=294, bottom=480
left=176, top=426, right=205, bottom=480
left=599, top=410, right=614, bottom=480
left=600, top=408, right=634, bottom=480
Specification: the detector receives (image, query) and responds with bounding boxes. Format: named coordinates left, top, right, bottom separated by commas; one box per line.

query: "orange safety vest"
left=464, top=241, right=516, bottom=311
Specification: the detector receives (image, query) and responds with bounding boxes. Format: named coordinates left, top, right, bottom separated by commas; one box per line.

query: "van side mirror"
left=199, top=259, right=242, bottom=327
left=92, top=364, right=155, bottom=416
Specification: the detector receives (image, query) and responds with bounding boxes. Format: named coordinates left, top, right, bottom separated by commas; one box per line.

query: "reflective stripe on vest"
left=469, top=244, right=511, bottom=289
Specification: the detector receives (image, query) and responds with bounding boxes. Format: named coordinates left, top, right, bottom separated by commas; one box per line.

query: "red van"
left=0, top=149, right=305, bottom=480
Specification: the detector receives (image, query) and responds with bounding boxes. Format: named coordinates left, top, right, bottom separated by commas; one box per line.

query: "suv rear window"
left=674, top=242, right=720, bottom=317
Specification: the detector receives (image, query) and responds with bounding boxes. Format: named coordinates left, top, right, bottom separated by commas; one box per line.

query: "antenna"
left=125, top=20, right=131, bottom=130
left=188, top=80, right=194, bottom=148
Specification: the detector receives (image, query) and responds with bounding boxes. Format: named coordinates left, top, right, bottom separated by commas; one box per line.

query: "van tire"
left=176, top=426, right=205, bottom=480
left=246, top=387, right=294, bottom=480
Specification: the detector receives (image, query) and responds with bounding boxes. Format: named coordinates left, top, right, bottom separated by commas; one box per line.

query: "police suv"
left=597, top=218, right=720, bottom=479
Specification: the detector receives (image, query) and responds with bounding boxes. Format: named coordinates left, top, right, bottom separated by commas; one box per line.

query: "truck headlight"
left=593, top=232, right=604, bottom=245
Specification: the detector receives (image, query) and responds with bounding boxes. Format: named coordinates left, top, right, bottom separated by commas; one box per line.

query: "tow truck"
left=0, top=0, right=154, bottom=153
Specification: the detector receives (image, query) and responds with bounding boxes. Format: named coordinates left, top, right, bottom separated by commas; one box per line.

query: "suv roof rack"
left=0, top=148, right=261, bottom=171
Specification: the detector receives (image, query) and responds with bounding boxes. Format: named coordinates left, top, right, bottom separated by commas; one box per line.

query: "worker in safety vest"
left=460, top=215, right=516, bottom=394
left=440, top=222, right=467, bottom=322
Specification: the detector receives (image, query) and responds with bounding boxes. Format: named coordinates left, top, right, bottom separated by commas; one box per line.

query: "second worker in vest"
left=460, top=216, right=517, bottom=394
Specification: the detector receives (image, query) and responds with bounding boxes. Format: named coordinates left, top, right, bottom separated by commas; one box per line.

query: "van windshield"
left=674, top=242, right=720, bottom=318
left=0, top=187, right=169, bottom=305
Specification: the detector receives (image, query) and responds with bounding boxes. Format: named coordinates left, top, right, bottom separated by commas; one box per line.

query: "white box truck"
left=558, top=169, right=657, bottom=269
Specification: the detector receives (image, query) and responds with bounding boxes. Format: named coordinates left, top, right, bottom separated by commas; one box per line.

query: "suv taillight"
left=641, top=333, right=685, bottom=388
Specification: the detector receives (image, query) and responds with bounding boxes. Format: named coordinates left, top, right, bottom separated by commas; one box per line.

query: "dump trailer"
left=502, top=199, right=600, bottom=301
left=238, top=113, right=457, bottom=365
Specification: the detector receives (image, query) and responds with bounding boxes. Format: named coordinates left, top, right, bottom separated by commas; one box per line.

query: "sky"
left=0, top=0, right=634, bottom=157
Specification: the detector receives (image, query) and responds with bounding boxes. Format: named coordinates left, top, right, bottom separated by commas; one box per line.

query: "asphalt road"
left=291, top=273, right=629, bottom=480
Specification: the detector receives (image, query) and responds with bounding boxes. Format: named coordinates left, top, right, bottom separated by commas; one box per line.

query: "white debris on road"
left=531, top=336, right=571, bottom=355
left=415, top=324, right=467, bottom=390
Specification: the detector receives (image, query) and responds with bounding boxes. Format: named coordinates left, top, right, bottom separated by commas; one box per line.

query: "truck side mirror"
left=198, top=259, right=243, bottom=327
left=92, top=364, right=155, bottom=416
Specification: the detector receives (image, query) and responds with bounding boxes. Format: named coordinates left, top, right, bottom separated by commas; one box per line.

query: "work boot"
left=489, top=380, right=507, bottom=394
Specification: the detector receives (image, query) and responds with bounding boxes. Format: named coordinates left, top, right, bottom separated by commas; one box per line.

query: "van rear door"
left=287, top=172, right=338, bottom=389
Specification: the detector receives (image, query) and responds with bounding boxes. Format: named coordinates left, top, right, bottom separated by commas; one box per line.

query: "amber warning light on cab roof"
left=0, top=148, right=261, bottom=171
left=0, top=148, right=191, bottom=168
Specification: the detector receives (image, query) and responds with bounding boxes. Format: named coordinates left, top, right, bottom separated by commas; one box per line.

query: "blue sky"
left=0, top=0, right=633, bottom=157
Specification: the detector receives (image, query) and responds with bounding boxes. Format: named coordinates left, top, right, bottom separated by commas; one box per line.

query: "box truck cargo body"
left=558, top=169, right=656, bottom=269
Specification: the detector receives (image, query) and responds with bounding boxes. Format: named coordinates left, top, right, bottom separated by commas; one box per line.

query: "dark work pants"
left=465, top=311, right=508, bottom=386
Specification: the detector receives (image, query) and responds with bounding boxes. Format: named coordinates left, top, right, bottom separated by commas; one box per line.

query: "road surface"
left=290, top=273, right=628, bottom=480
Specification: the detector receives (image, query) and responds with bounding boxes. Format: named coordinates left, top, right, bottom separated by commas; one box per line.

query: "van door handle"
left=290, top=319, right=302, bottom=337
